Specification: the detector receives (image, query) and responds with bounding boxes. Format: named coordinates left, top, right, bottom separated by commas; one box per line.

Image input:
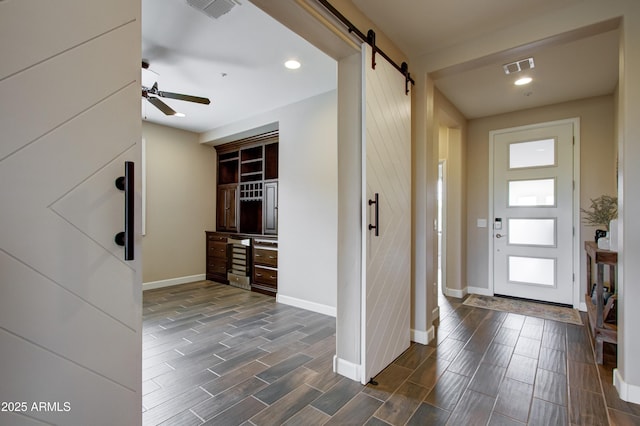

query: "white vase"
left=609, top=219, right=618, bottom=251
left=598, top=236, right=610, bottom=250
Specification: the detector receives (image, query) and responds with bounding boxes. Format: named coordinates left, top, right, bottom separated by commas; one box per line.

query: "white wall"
left=335, top=52, right=363, bottom=376
left=201, top=91, right=338, bottom=315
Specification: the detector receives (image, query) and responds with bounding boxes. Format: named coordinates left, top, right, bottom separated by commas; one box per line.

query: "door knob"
left=496, top=233, right=507, bottom=239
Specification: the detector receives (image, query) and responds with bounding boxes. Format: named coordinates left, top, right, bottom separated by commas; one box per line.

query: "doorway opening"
left=437, top=160, right=446, bottom=301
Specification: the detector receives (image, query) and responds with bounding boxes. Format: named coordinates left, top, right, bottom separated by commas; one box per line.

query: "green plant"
left=581, top=195, right=618, bottom=231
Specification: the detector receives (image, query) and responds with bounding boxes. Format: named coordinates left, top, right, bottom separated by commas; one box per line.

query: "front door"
left=0, top=2, right=142, bottom=425
left=491, top=120, right=575, bottom=305
left=362, top=44, right=411, bottom=383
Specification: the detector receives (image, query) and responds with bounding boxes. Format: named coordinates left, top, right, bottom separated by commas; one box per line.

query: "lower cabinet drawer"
left=254, top=248, right=277, bottom=267
left=207, top=233, right=227, bottom=243
left=207, top=257, right=227, bottom=275
left=253, top=266, right=277, bottom=288
left=208, top=241, right=228, bottom=259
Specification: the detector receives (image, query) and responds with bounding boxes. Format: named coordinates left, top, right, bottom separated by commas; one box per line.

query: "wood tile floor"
left=142, top=281, right=640, bottom=425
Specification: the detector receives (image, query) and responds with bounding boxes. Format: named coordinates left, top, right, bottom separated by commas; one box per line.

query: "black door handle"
left=114, top=161, right=134, bottom=261
left=368, top=193, right=379, bottom=236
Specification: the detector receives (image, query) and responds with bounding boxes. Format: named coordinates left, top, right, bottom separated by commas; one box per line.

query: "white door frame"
left=438, top=160, right=447, bottom=297
left=487, top=118, right=581, bottom=308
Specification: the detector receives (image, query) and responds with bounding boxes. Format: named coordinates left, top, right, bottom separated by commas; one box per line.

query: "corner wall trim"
left=432, top=306, right=440, bottom=321
left=277, top=294, right=337, bottom=317
left=614, top=368, right=640, bottom=404
left=411, top=328, right=431, bottom=345
left=143, top=274, right=206, bottom=291
left=445, top=286, right=467, bottom=298
left=467, top=286, right=493, bottom=296
left=333, top=355, right=361, bottom=382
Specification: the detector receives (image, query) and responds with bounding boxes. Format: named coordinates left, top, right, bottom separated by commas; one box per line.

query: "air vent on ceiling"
left=187, top=0, right=238, bottom=19
left=503, top=57, right=535, bottom=75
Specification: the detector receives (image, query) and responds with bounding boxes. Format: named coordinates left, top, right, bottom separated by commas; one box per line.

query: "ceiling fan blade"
left=157, top=90, right=211, bottom=105
left=147, top=96, right=177, bottom=115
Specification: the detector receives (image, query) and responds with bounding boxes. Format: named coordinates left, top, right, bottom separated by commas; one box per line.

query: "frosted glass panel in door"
left=508, top=218, right=556, bottom=246
left=509, top=139, right=555, bottom=169
left=509, top=178, right=555, bottom=206
left=509, top=256, right=555, bottom=286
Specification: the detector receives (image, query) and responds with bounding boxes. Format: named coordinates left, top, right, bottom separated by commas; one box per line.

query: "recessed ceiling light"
left=174, top=112, right=186, bottom=118
left=515, top=77, right=532, bottom=86
left=284, top=60, right=301, bottom=70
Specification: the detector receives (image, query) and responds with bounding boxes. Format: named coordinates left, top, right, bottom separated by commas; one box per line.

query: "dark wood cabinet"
left=205, top=232, right=278, bottom=296
left=215, top=131, right=278, bottom=235
left=252, top=238, right=278, bottom=295
left=216, top=184, right=238, bottom=232
left=206, top=232, right=228, bottom=283
left=263, top=181, right=278, bottom=235
left=264, top=142, right=278, bottom=180
left=210, top=131, right=279, bottom=295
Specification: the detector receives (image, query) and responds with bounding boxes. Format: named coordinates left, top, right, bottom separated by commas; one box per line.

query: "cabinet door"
left=226, top=185, right=238, bottom=231
left=263, top=181, right=278, bottom=234
left=217, top=185, right=238, bottom=231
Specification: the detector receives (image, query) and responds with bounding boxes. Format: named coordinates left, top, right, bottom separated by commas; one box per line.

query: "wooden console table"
left=584, top=241, right=617, bottom=364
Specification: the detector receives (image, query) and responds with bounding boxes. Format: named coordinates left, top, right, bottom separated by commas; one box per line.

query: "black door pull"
left=115, top=161, right=134, bottom=261
left=368, top=193, right=379, bottom=236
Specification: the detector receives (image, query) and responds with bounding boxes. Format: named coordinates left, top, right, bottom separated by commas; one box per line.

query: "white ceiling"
left=142, top=0, right=619, bottom=132
left=141, top=0, right=337, bottom=133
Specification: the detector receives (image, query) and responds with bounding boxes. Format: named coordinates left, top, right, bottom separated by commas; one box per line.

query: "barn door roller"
left=316, top=0, right=415, bottom=95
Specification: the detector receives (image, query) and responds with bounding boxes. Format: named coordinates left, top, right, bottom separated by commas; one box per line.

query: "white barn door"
left=362, top=45, right=412, bottom=383
left=0, top=2, right=142, bottom=425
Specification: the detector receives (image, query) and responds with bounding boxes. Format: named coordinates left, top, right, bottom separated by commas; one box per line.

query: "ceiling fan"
left=141, top=60, right=211, bottom=116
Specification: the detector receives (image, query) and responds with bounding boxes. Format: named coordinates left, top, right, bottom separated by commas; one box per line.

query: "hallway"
left=142, top=281, right=639, bottom=425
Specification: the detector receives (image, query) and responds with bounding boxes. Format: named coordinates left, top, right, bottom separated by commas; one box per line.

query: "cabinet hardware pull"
left=368, top=192, right=379, bottom=237
left=268, top=256, right=275, bottom=259
left=270, top=275, right=276, bottom=279
left=256, top=273, right=262, bottom=277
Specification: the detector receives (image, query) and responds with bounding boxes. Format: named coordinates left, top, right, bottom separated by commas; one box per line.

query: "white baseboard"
left=614, top=368, right=640, bottom=404
left=411, top=328, right=429, bottom=345
left=276, top=294, right=336, bottom=317
left=445, top=286, right=467, bottom=298
left=411, top=327, right=431, bottom=345
left=432, top=306, right=440, bottom=321
left=143, top=274, right=206, bottom=291
left=467, top=286, right=493, bottom=296
left=333, top=355, right=361, bottom=383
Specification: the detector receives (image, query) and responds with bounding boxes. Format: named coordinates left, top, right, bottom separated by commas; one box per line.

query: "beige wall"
left=436, top=90, right=468, bottom=299
left=142, top=122, right=216, bottom=284
left=466, top=95, right=616, bottom=299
